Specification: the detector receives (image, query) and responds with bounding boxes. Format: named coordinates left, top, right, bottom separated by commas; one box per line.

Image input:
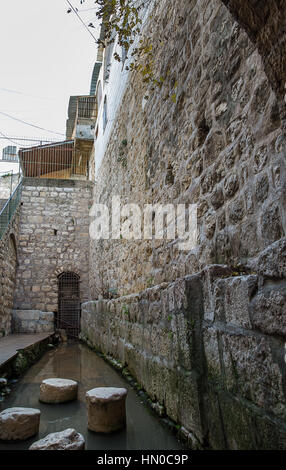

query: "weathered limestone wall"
left=0, top=173, right=21, bottom=200
left=0, top=209, right=20, bottom=336
left=13, top=178, right=92, bottom=313
left=222, top=0, right=286, bottom=122
left=90, top=0, right=286, bottom=298
left=85, top=0, right=286, bottom=450
left=82, top=238, right=286, bottom=449
left=12, top=310, right=54, bottom=334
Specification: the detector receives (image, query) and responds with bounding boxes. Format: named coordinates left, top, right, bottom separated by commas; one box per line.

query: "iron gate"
left=58, top=272, right=81, bottom=338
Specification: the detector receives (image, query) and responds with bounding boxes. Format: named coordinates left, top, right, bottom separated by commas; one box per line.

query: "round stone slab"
left=40, top=378, right=78, bottom=404
left=29, top=428, right=85, bottom=450
left=86, top=387, right=127, bottom=433
left=0, top=407, right=41, bottom=441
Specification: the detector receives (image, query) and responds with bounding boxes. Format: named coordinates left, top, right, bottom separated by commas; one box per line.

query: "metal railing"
left=0, top=179, right=22, bottom=240
left=0, top=170, right=22, bottom=197
left=76, top=96, right=97, bottom=120
left=19, top=142, right=89, bottom=180
left=56, top=316, right=81, bottom=340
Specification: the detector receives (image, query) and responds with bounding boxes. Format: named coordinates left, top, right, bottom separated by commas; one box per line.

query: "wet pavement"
left=0, top=342, right=184, bottom=450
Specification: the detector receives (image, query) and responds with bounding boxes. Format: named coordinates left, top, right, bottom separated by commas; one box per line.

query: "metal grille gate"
left=58, top=272, right=81, bottom=339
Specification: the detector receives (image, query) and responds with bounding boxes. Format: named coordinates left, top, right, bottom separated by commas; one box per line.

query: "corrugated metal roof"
left=20, top=140, right=74, bottom=153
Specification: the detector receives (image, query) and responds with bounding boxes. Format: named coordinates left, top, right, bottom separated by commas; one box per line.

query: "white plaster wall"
left=93, top=4, right=153, bottom=178
left=93, top=41, right=130, bottom=177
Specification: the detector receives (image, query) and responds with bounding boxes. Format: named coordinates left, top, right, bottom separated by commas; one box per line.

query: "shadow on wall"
left=222, top=0, right=286, bottom=123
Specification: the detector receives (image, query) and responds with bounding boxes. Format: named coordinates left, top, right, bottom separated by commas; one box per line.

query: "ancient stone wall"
left=82, top=238, right=286, bottom=449
left=12, top=310, right=54, bottom=334
left=85, top=0, right=286, bottom=450
left=0, top=173, right=21, bottom=201
left=89, top=0, right=286, bottom=298
left=13, top=178, right=93, bottom=313
left=222, top=0, right=286, bottom=123
left=0, top=208, right=20, bottom=336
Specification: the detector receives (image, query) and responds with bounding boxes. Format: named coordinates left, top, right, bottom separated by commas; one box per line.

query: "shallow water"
left=0, top=343, right=184, bottom=450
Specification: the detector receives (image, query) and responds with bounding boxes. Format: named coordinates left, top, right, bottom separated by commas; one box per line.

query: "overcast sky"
left=0, top=0, right=100, bottom=166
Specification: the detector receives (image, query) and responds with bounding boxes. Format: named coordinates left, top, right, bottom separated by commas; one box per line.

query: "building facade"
left=0, top=0, right=286, bottom=449
left=82, top=0, right=286, bottom=450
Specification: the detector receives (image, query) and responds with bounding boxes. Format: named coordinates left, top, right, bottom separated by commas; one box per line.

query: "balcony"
left=66, top=96, right=97, bottom=152
left=19, top=141, right=89, bottom=181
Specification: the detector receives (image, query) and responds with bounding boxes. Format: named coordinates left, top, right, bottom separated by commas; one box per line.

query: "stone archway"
left=54, top=265, right=81, bottom=279
left=221, top=0, right=286, bottom=123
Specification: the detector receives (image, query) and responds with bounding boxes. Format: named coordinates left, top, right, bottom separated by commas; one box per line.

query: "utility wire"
left=0, top=131, right=56, bottom=148
left=0, top=111, right=65, bottom=136
left=78, top=7, right=98, bottom=13
left=0, top=136, right=54, bottom=143
left=0, top=130, right=23, bottom=147
left=66, top=0, right=98, bottom=43
left=0, top=87, right=56, bottom=101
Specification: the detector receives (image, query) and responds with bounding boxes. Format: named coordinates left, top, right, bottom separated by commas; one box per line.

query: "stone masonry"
left=1, top=0, right=285, bottom=452
left=13, top=178, right=92, bottom=314
left=0, top=208, right=20, bottom=336
left=82, top=239, right=286, bottom=449
left=89, top=0, right=286, bottom=298
left=12, top=310, right=54, bottom=334
left=83, top=0, right=286, bottom=450
left=0, top=173, right=21, bottom=211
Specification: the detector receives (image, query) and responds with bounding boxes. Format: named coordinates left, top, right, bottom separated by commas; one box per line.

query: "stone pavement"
left=0, top=333, right=52, bottom=369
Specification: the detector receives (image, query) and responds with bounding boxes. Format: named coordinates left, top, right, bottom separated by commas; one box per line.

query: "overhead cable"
left=66, top=0, right=98, bottom=43
left=0, top=111, right=65, bottom=136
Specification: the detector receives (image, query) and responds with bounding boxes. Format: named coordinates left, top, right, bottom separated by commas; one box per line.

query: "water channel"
left=0, top=342, right=184, bottom=450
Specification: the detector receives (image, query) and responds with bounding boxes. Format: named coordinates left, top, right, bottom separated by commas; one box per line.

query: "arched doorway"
left=57, top=272, right=80, bottom=338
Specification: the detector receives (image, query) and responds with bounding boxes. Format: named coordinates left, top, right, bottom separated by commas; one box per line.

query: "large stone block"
left=220, top=332, right=286, bottom=417
left=214, top=275, right=257, bottom=328
left=13, top=310, right=40, bottom=321
left=12, top=310, right=54, bottom=334
left=250, top=279, right=286, bottom=335
left=203, top=326, right=221, bottom=382
left=218, top=390, right=286, bottom=450
left=29, top=428, right=85, bottom=450
left=0, top=407, right=41, bottom=441
left=86, top=387, right=127, bottom=433
left=40, top=378, right=78, bottom=404
left=202, top=265, right=233, bottom=321
left=177, top=368, right=204, bottom=444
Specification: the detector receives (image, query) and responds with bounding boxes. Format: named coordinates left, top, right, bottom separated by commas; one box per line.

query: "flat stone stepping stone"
left=40, top=378, right=78, bottom=404
left=0, top=407, right=41, bottom=441
left=29, top=428, right=85, bottom=450
left=86, top=387, right=128, bottom=433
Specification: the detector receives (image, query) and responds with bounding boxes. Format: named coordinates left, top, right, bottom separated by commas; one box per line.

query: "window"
left=97, top=81, right=102, bottom=109
left=103, top=41, right=114, bottom=82
left=103, top=96, right=108, bottom=132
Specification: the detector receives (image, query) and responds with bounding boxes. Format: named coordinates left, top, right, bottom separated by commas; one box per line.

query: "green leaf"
left=171, top=93, right=177, bottom=103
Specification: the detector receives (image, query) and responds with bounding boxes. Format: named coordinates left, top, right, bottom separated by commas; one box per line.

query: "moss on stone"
left=12, top=339, right=50, bottom=377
